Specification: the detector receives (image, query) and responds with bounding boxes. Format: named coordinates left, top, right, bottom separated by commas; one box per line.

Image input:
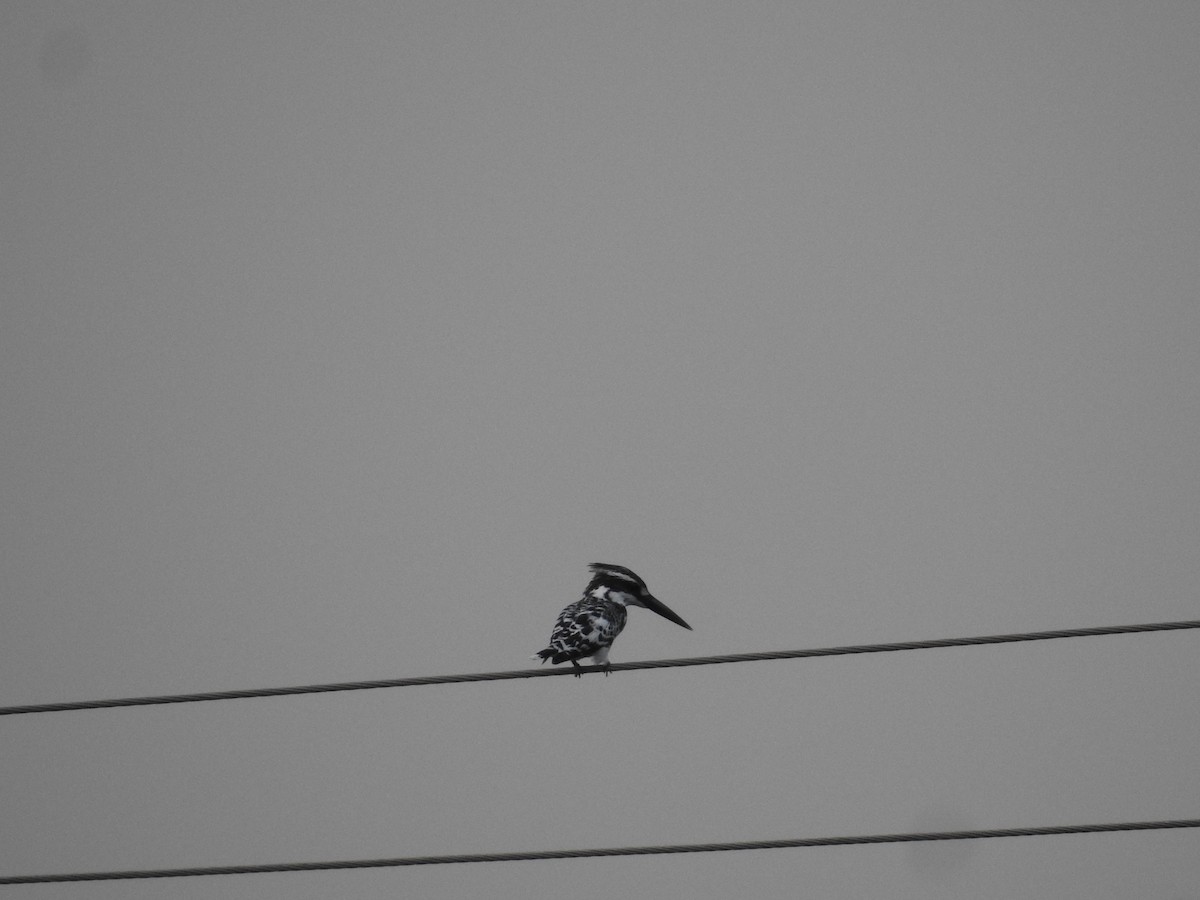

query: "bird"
left=533, top=563, right=692, bottom=676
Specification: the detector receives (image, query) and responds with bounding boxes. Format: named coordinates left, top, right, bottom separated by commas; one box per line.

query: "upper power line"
left=2, top=619, right=1196, bottom=716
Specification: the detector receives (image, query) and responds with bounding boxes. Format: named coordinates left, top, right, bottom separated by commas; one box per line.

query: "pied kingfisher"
left=533, top=563, right=692, bottom=676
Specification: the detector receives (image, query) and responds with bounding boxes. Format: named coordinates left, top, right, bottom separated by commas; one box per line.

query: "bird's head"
left=586, top=563, right=692, bottom=630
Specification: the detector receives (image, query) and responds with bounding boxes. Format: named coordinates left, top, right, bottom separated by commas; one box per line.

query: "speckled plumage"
left=533, top=563, right=692, bottom=676
left=537, top=594, right=629, bottom=666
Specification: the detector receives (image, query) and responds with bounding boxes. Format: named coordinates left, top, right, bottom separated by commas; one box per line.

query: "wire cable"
left=2, top=818, right=1196, bottom=883
left=2, top=619, right=1197, bottom=716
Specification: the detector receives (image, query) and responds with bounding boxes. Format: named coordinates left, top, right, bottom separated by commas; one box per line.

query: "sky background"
left=2, top=1, right=1198, bottom=897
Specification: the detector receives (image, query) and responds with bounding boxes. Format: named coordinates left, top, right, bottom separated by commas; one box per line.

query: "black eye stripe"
left=586, top=579, right=644, bottom=597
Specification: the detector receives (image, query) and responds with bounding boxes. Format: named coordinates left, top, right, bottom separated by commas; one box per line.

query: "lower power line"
left=2, top=818, right=1197, bottom=883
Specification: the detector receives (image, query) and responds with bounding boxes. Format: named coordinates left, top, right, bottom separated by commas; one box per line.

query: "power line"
left=2, top=619, right=1197, bottom=716
left=2, top=818, right=1196, bottom=883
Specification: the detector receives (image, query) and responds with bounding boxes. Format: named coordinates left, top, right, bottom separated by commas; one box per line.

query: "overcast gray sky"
left=2, top=2, right=1198, bottom=897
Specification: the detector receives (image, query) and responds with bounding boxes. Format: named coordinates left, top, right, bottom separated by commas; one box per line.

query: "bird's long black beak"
left=643, top=594, right=692, bottom=630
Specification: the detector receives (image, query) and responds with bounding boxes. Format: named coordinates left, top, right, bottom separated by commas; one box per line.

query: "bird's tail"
left=531, top=648, right=554, bottom=663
